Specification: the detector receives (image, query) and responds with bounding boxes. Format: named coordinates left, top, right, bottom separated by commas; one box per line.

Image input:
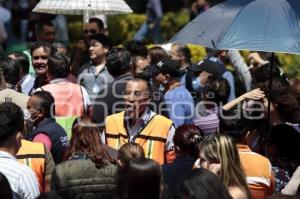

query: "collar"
left=125, top=107, right=154, bottom=125
left=35, top=118, right=55, bottom=129
left=5, top=83, right=16, bottom=90
left=19, top=74, right=31, bottom=84
left=237, top=144, right=251, bottom=152
left=125, top=108, right=156, bottom=128
left=49, top=78, right=70, bottom=84
left=90, top=61, right=106, bottom=75
left=0, top=151, right=16, bottom=160
left=114, top=73, right=133, bottom=81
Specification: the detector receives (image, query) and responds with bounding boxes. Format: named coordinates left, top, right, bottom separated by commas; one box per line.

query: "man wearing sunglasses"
left=70, top=18, right=105, bottom=75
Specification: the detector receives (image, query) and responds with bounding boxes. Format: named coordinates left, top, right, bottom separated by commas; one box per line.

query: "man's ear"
left=104, top=47, right=109, bottom=54
left=165, top=74, right=170, bottom=82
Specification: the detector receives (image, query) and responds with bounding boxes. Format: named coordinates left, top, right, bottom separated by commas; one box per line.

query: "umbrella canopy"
left=169, top=0, right=300, bottom=54
left=32, top=0, right=133, bottom=16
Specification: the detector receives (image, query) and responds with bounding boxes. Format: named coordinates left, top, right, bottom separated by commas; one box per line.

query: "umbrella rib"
left=217, top=1, right=253, bottom=49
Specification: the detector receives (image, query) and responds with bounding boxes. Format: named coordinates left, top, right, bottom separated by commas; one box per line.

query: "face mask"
left=192, top=76, right=204, bottom=92
left=24, top=108, right=32, bottom=120
left=23, top=109, right=38, bottom=134
left=159, top=84, right=165, bottom=92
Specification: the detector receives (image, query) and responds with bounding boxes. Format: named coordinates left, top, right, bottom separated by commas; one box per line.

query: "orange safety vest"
left=105, top=111, right=174, bottom=164
left=16, top=140, right=46, bottom=192
left=42, top=82, right=84, bottom=117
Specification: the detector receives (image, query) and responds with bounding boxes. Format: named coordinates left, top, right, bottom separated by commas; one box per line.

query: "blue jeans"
left=134, top=21, right=161, bottom=44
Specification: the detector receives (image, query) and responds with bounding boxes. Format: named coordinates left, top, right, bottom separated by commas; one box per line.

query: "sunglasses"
left=84, top=29, right=97, bottom=34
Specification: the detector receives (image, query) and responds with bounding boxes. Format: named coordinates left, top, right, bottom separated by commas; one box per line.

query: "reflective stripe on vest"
left=105, top=111, right=172, bottom=164
left=42, top=82, right=84, bottom=117
left=16, top=140, right=46, bottom=192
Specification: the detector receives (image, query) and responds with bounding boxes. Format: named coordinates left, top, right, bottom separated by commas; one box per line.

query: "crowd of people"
left=0, top=1, right=299, bottom=199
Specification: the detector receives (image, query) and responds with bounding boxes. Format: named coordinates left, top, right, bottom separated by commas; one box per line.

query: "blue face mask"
left=192, top=77, right=204, bottom=92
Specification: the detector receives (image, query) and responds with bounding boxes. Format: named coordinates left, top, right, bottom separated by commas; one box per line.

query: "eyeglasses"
left=84, top=29, right=97, bottom=34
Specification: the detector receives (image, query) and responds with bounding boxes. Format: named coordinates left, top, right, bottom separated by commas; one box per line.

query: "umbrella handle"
left=83, top=11, right=90, bottom=23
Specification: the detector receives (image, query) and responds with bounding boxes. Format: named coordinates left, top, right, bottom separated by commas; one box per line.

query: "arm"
left=44, top=149, right=55, bottom=192
left=21, top=168, right=40, bottom=199
left=227, top=50, right=252, bottom=91
left=165, top=124, right=176, bottom=163
left=223, top=89, right=265, bottom=111
left=282, top=166, right=300, bottom=195
left=33, top=133, right=53, bottom=151
left=153, top=0, right=163, bottom=20
left=247, top=52, right=269, bottom=66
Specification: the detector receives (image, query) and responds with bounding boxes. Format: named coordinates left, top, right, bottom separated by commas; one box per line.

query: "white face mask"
left=23, top=109, right=38, bottom=134
left=23, top=108, right=32, bottom=120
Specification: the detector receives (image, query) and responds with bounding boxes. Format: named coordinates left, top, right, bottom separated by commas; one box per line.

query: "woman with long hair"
left=199, top=134, right=251, bottom=199
left=181, top=168, right=232, bottom=199
left=117, top=142, right=145, bottom=168
left=52, top=116, right=117, bottom=199
left=120, top=158, right=161, bottom=199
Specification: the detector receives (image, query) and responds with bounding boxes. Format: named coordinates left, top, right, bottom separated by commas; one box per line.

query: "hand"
left=208, top=163, right=221, bottom=175
left=242, top=88, right=265, bottom=100
left=247, top=52, right=267, bottom=66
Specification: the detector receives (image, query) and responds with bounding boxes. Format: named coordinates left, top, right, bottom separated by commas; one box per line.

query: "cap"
left=148, top=59, right=181, bottom=78
left=188, top=58, right=224, bottom=77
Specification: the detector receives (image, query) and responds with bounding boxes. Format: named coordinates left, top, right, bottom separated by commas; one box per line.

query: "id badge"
left=92, top=82, right=100, bottom=94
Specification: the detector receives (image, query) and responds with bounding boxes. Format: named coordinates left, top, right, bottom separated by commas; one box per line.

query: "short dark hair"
left=47, top=52, right=70, bottom=78
left=148, top=46, right=169, bottom=65
left=176, top=45, right=191, bottom=63
left=0, top=58, right=21, bottom=84
left=250, top=63, right=286, bottom=86
left=88, top=33, right=112, bottom=50
left=181, top=168, right=232, bottom=199
left=32, top=91, right=55, bottom=117
left=30, top=41, right=55, bottom=56
left=0, top=103, right=24, bottom=145
left=52, top=42, right=67, bottom=51
left=125, top=40, right=148, bottom=57
left=8, top=52, right=30, bottom=74
left=268, top=124, right=300, bottom=165
left=88, top=17, right=104, bottom=31
left=35, top=20, right=54, bottom=35
left=106, top=48, right=131, bottom=77
left=204, top=77, right=230, bottom=104
left=219, top=108, right=252, bottom=142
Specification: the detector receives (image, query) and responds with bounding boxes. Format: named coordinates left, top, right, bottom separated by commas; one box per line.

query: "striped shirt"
left=0, top=151, right=40, bottom=199
left=193, top=108, right=219, bottom=135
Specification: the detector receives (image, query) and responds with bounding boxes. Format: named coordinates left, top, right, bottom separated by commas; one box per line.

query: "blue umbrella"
left=170, top=0, right=300, bottom=129
left=169, top=0, right=300, bottom=54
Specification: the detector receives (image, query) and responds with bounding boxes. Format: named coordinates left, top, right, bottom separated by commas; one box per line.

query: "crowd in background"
left=0, top=0, right=299, bottom=199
